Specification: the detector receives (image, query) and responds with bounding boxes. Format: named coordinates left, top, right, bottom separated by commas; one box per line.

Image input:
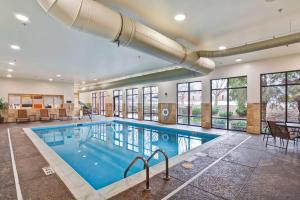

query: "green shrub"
left=231, top=120, right=247, bottom=130
left=192, top=107, right=201, bottom=116
left=236, top=103, right=247, bottom=116
left=219, top=111, right=233, bottom=117
left=214, top=119, right=225, bottom=124
left=212, top=106, right=219, bottom=115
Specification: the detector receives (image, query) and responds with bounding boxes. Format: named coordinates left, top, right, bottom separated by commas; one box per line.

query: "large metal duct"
left=197, top=32, right=300, bottom=57
left=37, top=0, right=215, bottom=75
left=78, top=66, right=199, bottom=92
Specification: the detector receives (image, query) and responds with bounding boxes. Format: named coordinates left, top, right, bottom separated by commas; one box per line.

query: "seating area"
left=15, top=108, right=72, bottom=123
left=265, top=121, right=300, bottom=152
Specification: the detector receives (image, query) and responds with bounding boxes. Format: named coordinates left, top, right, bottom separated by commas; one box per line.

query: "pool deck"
left=1, top=117, right=300, bottom=200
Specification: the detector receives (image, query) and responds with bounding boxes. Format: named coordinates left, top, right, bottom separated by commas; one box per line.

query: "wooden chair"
left=16, top=109, right=29, bottom=123
left=40, top=109, right=50, bottom=121
left=58, top=108, right=72, bottom=120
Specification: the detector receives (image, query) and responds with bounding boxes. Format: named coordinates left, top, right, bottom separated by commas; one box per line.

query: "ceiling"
left=1, top=0, right=300, bottom=84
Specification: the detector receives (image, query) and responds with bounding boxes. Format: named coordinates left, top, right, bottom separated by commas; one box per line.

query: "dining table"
left=276, top=122, right=300, bottom=129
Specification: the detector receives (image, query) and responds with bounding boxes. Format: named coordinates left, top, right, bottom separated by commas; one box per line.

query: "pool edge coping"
left=23, top=120, right=235, bottom=200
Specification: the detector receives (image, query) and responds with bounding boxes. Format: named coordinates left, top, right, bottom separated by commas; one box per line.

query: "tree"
left=212, top=79, right=227, bottom=107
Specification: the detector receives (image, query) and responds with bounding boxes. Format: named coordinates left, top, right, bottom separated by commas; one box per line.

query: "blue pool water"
left=33, top=121, right=219, bottom=190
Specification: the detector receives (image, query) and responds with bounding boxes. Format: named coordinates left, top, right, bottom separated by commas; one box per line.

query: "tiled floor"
left=1, top=118, right=300, bottom=200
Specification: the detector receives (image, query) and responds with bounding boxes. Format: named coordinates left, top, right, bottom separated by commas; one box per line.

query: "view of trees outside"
left=177, top=81, right=202, bottom=126
left=99, top=92, right=106, bottom=115
left=143, top=86, right=158, bottom=121
left=126, top=88, right=139, bottom=119
left=113, top=90, right=123, bottom=117
left=211, top=76, right=247, bottom=131
left=261, top=70, right=300, bottom=133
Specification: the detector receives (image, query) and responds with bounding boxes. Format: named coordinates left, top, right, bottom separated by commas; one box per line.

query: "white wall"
left=79, top=53, right=300, bottom=105
left=0, top=78, right=74, bottom=102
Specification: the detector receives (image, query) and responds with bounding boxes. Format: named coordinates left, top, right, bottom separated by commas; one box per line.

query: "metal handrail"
left=145, top=149, right=170, bottom=181
left=124, top=156, right=150, bottom=190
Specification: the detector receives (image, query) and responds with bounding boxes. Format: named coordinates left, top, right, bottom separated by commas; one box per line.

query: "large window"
left=92, top=93, right=97, bottom=114
left=177, top=81, right=202, bottom=126
left=99, top=92, right=106, bottom=115
left=211, top=76, right=247, bottom=131
left=126, top=88, right=138, bottom=119
left=113, top=90, right=123, bottom=117
left=261, top=70, right=300, bottom=133
left=143, top=86, right=158, bottom=121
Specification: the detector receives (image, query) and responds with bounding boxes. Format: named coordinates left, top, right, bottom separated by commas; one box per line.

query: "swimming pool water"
left=33, top=121, right=219, bottom=190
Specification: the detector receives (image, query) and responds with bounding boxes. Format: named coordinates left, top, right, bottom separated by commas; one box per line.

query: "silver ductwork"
left=79, top=66, right=199, bottom=92
left=37, top=0, right=215, bottom=75
left=197, top=32, right=300, bottom=58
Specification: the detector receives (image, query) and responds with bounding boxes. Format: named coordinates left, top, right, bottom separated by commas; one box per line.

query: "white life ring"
left=162, top=108, right=169, bottom=117
left=162, top=134, right=169, bottom=141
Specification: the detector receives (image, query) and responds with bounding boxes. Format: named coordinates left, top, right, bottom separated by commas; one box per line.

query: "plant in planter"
left=236, top=102, right=247, bottom=117
left=231, top=120, right=247, bottom=131
left=219, top=111, right=233, bottom=118
left=192, top=107, right=201, bottom=116
left=0, top=98, right=9, bottom=123
left=212, top=106, right=219, bottom=115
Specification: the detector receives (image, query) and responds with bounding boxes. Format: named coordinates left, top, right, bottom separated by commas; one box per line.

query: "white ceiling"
left=1, top=0, right=300, bottom=83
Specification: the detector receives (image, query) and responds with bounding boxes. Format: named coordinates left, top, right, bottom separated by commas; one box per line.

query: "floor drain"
left=182, top=162, right=194, bottom=169
left=42, top=166, right=55, bottom=176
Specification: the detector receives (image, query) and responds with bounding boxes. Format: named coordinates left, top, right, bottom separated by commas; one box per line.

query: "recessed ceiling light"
left=49, top=78, right=53, bottom=82
left=235, top=58, right=243, bottom=62
left=15, top=13, right=30, bottom=23
left=6, top=74, right=12, bottom=78
left=218, top=46, right=227, bottom=50
left=10, top=44, right=21, bottom=50
left=56, top=74, right=61, bottom=78
left=9, top=62, right=16, bottom=66
left=174, top=14, right=186, bottom=22
left=8, top=69, right=14, bottom=72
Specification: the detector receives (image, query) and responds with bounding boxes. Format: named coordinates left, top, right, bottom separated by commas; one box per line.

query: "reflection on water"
left=34, top=122, right=217, bottom=190
left=38, top=123, right=207, bottom=158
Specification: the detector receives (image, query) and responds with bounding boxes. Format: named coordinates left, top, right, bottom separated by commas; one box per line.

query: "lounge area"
left=1, top=0, right=300, bottom=200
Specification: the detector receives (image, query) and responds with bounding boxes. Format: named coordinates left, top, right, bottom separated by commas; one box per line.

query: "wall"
left=0, top=78, right=74, bottom=102
left=79, top=53, right=300, bottom=132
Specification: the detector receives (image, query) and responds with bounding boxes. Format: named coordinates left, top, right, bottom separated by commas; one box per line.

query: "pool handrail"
left=145, top=149, right=170, bottom=180
left=124, top=156, right=150, bottom=190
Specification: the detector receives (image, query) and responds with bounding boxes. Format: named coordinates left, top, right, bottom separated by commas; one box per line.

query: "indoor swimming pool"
left=32, top=121, right=219, bottom=190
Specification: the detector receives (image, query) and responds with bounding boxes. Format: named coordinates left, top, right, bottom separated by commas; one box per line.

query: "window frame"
left=113, top=90, right=123, bottom=117
left=177, top=81, right=202, bottom=127
left=210, top=76, right=247, bottom=131
left=143, top=86, right=158, bottom=122
left=99, top=91, right=106, bottom=115
left=260, top=70, right=300, bottom=133
left=126, top=88, right=139, bottom=119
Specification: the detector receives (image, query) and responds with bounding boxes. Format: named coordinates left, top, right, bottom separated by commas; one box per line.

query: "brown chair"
left=58, top=108, right=72, bottom=120
left=16, top=109, right=29, bottom=123
left=266, top=121, right=298, bottom=152
left=40, top=109, right=50, bottom=121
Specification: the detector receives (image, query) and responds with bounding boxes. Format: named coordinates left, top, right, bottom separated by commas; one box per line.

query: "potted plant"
left=0, top=98, right=9, bottom=123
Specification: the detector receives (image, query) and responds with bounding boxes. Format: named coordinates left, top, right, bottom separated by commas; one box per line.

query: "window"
left=177, top=81, right=202, bottom=126
left=99, top=92, right=106, bottom=115
left=92, top=93, right=97, bottom=114
left=261, top=70, right=300, bottom=133
left=143, top=86, right=158, bottom=121
left=126, top=88, right=138, bottom=119
left=113, top=90, right=123, bottom=117
left=211, top=76, right=247, bottom=131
